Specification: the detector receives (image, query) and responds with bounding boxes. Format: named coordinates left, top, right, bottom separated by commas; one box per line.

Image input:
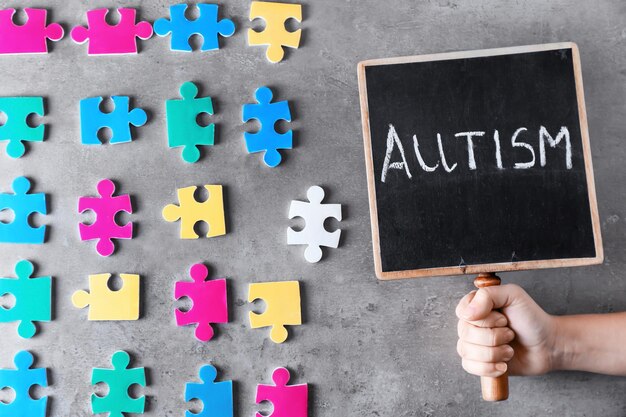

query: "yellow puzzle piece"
left=72, top=273, right=140, bottom=321
left=248, top=1, right=302, bottom=63
left=162, top=184, right=226, bottom=239
left=248, top=280, right=301, bottom=343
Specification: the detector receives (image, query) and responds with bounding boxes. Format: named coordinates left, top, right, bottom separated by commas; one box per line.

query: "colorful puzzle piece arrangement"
left=0, top=176, right=47, bottom=244
left=71, top=8, right=153, bottom=55
left=80, top=96, right=147, bottom=145
left=0, top=260, right=51, bottom=339
left=155, top=4, right=236, bottom=52
left=249, top=281, right=301, bottom=343
left=78, top=179, right=133, bottom=257
left=256, top=367, right=308, bottom=417
left=72, top=273, right=140, bottom=321
left=0, top=351, right=48, bottom=417
left=243, top=86, right=293, bottom=167
left=91, top=351, right=146, bottom=417
left=0, top=96, right=44, bottom=158
left=163, top=184, right=226, bottom=239
left=165, top=81, right=215, bottom=163
left=248, top=1, right=302, bottom=63
left=175, top=263, right=228, bottom=342
left=185, top=365, right=233, bottom=417
left=288, top=186, right=342, bottom=263
left=0, top=8, right=64, bottom=54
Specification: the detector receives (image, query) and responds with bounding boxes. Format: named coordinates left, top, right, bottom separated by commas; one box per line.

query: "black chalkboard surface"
left=358, top=43, right=603, bottom=279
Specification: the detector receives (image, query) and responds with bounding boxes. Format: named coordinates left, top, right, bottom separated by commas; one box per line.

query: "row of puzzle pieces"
left=0, top=350, right=307, bottom=417
left=1, top=260, right=302, bottom=344
left=1, top=83, right=293, bottom=167
left=1, top=176, right=342, bottom=262
left=0, top=3, right=302, bottom=63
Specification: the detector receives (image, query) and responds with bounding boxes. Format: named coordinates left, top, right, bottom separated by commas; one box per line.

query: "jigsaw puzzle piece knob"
left=195, top=323, right=215, bottom=342
left=71, top=290, right=91, bottom=309
left=270, top=325, right=289, bottom=344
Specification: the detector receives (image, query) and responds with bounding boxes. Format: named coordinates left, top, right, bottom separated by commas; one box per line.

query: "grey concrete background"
left=0, top=0, right=625, bottom=416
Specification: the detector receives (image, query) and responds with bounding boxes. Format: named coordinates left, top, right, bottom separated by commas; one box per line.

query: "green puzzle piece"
left=165, top=81, right=214, bottom=163
left=0, top=97, right=45, bottom=158
left=0, top=259, right=51, bottom=338
left=92, top=351, right=146, bottom=417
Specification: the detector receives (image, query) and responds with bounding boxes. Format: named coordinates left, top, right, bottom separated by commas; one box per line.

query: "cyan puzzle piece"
left=154, top=4, right=235, bottom=52
left=92, top=351, right=146, bottom=417
left=0, top=260, right=51, bottom=339
left=0, top=351, right=48, bottom=417
left=242, top=86, right=292, bottom=167
left=0, top=97, right=44, bottom=158
left=166, top=82, right=214, bottom=163
left=256, top=367, right=307, bottom=417
left=185, top=364, right=233, bottom=417
left=80, top=96, right=147, bottom=145
left=0, top=176, right=47, bottom=244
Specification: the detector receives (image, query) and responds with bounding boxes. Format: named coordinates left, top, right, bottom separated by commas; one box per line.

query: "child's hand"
left=455, top=284, right=558, bottom=377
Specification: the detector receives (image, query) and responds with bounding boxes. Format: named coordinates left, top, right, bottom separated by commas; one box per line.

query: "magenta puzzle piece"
left=175, top=263, right=228, bottom=342
left=71, top=8, right=153, bottom=55
left=256, top=368, right=308, bottom=417
left=78, top=179, right=133, bottom=257
left=0, top=8, right=64, bottom=54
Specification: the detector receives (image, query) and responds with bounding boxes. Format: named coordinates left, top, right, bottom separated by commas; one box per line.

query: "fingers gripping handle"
left=474, top=272, right=509, bottom=401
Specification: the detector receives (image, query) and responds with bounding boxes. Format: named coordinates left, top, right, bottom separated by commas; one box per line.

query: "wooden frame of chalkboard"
left=358, top=43, right=603, bottom=280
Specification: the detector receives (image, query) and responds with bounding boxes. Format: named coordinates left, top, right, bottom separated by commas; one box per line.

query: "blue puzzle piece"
left=242, top=86, right=292, bottom=168
left=154, top=4, right=235, bottom=52
left=0, top=176, right=47, bottom=244
left=80, top=96, right=147, bottom=145
left=185, top=365, right=233, bottom=417
left=0, top=351, right=48, bottom=417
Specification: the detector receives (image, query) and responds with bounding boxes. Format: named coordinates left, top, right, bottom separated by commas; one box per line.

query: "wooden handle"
left=474, top=273, right=509, bottom=401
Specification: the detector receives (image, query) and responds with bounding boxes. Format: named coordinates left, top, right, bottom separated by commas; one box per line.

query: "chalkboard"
left=357, top=43, right=603, bottom=280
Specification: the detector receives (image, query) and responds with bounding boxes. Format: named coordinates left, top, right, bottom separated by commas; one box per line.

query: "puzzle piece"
left=0, top=176, right=47, bottom=244
left=185, top=364, right=233, bottom=417
left=0, top=260, right=51, bottom=339
left=0, top=8, right=64, bottom=54
left=175, top=263, right=228, bottom=342
left=165, top=82, right=214, bottom=163
left=248, top=281, right=301, bottom=343
left=288, top=186, right=342, bottom=263
left=154, top=4, right=235, bottom=52
left=0, top=351, right=48, bottom=417
left=92, top=351, right=146, bottom=417
left=80, top=96, right=147, bottom=145
left=71, top=8, right=153, bottom=55
left=256, top=367, right=307, bottom=417
left=248, top=1, right=302, bottom=63
left=79, top=179, right=133, bottom=257
left=242, top=86, right=292, bottom=167
left=162, top=184, right=226, bottom=239
left=0, top=97, right=44, bottom=158
left=72, top=273, right=140, bottom=320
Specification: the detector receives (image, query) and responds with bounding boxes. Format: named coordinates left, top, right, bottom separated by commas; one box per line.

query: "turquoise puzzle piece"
left=0, top=176, right=47, bottom=244
left=80, top=96, right=147, bottom=145
left=0, top=351, right=48, bottom=417
left=0, top=97, right=44, bottom=158
left=166, top=82, right=214, bottom=163
left=242, top=86, right=293, bottom=168
left=91, top=351, right=146, bottom=417
left=0, top=259, right=51, bottom=338
left=185, top=365, right=233, bottom=417
left=154, top=4, right=235, bottom=52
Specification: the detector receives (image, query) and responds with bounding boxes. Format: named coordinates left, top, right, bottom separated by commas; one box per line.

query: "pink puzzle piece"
left=0, top=8, right=64, bottom=54
left=256, top=368, right=308, bottom=417
left=71, top=8, right=153, bottom=55
left=78, top=179, right=133, bottom=257
left=175, top=263, right=228, bottom=342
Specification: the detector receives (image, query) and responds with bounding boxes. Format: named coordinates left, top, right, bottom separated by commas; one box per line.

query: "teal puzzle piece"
left=91, top=351, right=146, bottom=417
left=0, top=351, right=48, bottom=417
left=0, top=97, right=44, bottom=158
left=0, top=260, right=51, bottom=339
left=165, top=81, right=214, bottom=163
left=0, top=176, right=48, bottom=244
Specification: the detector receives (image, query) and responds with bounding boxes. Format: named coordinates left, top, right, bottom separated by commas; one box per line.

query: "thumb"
left=462, top=284, right=522, bottom=321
